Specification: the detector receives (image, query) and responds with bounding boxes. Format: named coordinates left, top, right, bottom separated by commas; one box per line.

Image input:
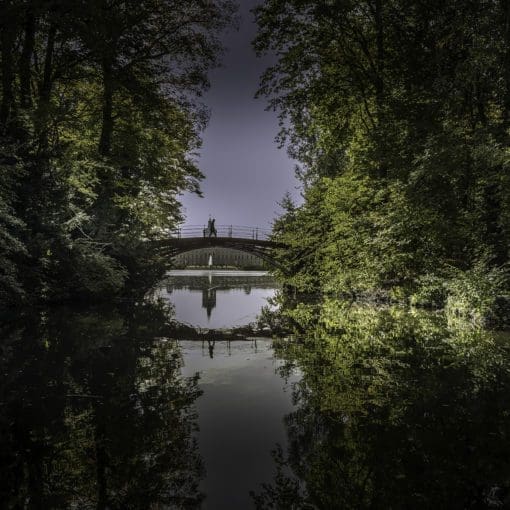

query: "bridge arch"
left=149, top=225, right=285, bottom=271
left=171, top=246, right=268, bottom=269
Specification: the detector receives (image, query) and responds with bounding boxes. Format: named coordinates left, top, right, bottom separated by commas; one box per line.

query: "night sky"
left=180, top=0, right=300, bottom=230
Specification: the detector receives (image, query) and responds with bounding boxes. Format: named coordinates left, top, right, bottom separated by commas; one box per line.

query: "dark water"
left=2, top=271, right=510, bottom=509
left=157, top=270, right=298, bottom=509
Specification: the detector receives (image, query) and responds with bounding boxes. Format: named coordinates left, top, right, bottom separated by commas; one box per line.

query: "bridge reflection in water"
left=160, top=270, right=278, bottom=327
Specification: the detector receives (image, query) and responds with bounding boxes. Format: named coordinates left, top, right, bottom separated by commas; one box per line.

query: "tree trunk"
left=0, top=23, right=16, bottom=132
left=37, top=24, right=56, bottom=151
left=99, top=58, right=114, bottom=156
left=40, top=25, right=56, bottom=103
left=20, top=7, right=36, bottom=108
left=374, top=0, right=384, bottom=116
left=501, top=0, right=510, bottom=129
left=374, top=0, right=386, bottom=178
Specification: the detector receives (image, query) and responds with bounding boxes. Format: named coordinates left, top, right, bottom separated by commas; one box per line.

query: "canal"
left=157, top=269, right=300, bottom=509
left=2, top=269, right=510, bottom=508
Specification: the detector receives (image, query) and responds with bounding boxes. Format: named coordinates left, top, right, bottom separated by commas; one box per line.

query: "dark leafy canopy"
left=0, top=0, right=235, bottom=305
left=255, top=0, right=510, bottom=322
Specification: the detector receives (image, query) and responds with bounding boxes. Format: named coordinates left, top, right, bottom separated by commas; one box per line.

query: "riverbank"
left=275, top=273, right=510, bottom=331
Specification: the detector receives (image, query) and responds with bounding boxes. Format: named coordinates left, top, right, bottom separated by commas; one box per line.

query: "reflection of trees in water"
left=0, top=303, right=203, bottom=509
left=253, top=301, right=510, bottom=509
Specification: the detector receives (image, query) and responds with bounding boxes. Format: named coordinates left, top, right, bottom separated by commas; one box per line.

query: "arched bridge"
left=149, top=225, right=284, bottom=268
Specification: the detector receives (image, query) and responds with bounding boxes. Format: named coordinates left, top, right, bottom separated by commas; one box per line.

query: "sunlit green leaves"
left=259, top=0, right=510, bottom=322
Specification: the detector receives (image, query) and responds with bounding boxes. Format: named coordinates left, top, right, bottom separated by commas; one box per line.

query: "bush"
left=445, top=260, right=509, bottom=328
left=411, top=273, right=449, bottom=308
left=73, top=247, right=128, bottom=299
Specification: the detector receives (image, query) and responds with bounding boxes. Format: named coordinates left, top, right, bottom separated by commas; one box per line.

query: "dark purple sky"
left=180, top=0, right=300, bottom=230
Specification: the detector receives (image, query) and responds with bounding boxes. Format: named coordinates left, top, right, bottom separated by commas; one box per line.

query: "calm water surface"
left=157, top=269, right=278, bottom=328
left=2, top=270, right=510, bottom=509
left=161, top=270, right=297, bottom=509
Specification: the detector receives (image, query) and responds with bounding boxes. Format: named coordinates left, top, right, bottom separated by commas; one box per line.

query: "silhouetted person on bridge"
left=209, top=218, right=217, bottom=238
left=205, top=216, right=212, bottom=237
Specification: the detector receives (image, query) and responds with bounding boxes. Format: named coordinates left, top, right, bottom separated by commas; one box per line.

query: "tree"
left=256, top=0, right=510, bottom=318
left=0, top=0, right=235, bottom=305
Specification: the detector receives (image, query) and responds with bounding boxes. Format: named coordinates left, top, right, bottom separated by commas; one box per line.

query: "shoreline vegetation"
left=278, top=286, right=510, bottom=331
left=0, top=1, right=235, bottom=307
left=253, top=1, right=510, bottom=329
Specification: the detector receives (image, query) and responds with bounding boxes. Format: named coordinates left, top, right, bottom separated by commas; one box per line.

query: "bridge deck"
left=167, top=225, right=272, bottom=240
left=154, top=236, right=277, bottom=248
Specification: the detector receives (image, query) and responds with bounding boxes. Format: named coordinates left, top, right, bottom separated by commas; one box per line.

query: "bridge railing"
left=169, top=225, right=272, bottom=241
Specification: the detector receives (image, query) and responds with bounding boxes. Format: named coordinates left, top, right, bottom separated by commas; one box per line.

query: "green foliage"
left=258, top=0, right=510, bottom=322
left=410, top=273, right=449, bottom=308
left=0, top=0, right=235, bottom=306
left=72, top=246, right=128, bottom=298
left=446, top=259, right=510, bottom=328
